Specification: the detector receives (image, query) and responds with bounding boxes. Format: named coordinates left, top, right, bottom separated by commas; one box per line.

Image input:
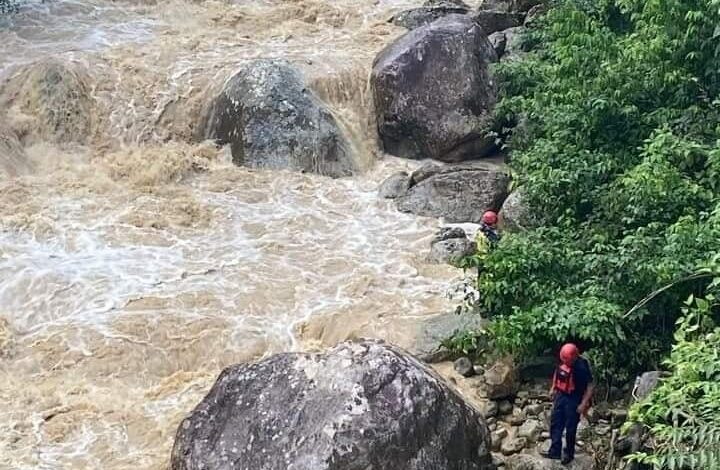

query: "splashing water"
left=0, top=0, right=475, bottom=467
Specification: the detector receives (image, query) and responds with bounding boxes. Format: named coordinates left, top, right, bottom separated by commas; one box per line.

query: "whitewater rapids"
left=0, top=0, right=476, bottom=467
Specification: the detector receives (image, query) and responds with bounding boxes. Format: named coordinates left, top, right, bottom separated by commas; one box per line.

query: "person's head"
left=559, top=343, right=579, bottom=365
left=482, top=210, right=498, bottom=227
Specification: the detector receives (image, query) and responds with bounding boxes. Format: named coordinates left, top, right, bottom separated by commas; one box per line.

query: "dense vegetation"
left=472, top=0, right=720, bottom=383
left=454, top=0, right=720, bottom=466
left=627, top=289, right=720, bottom=469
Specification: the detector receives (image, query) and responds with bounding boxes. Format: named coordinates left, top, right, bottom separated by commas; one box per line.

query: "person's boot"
left=561, top=453, right=574, bottom=465
left=540, top=451, right=561, bottom=460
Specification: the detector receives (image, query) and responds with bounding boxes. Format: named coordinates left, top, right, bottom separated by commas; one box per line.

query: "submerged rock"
left=372, top=15, right=499, bottom=163
left=201, top=59, right=356, bottom=178
left=395, top=161, right=510, bottom=223
left=0, top=59, right=94, bottom=145
left=171, top=340, right=493, bottom=470
left=378, top=171, right=412, bottom=199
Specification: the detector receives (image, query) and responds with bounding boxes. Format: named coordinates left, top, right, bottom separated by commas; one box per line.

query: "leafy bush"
left=627, top=291, right=720, bottom=469
left=467, top=0, right=720, bottom=382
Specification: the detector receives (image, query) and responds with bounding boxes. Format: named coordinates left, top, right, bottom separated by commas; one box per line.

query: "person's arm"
left=578, top=383, right=594, bottom=415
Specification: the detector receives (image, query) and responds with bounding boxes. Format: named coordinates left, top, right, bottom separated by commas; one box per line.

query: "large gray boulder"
left=429, top=237, right=477, bottom=265
left=201, top=60, right=356, bottom=178
left=634, top=371, right=667, bottom=400
left=372, top=15, right=499, bottom=163
left=473, top=10, right=524, bottom=34
left=0, top=59, right=94, bottom=145
left=395, top=161, right=510, bottom=223
left=171, top=340, right=494, bottom=470
left=500, top=188, right=534, bottom=231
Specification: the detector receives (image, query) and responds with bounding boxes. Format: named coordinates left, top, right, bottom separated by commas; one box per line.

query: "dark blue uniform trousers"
left=549, top=393, right=581, bottom=458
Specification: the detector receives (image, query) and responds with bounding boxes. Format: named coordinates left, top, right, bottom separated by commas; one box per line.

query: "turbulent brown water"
left=0, top=0, right=478, bottom=467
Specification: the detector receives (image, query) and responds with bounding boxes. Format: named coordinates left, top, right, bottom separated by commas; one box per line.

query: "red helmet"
left=559, top=343, right=579, bottom=364
left=482, top=211, right=498, bottom=225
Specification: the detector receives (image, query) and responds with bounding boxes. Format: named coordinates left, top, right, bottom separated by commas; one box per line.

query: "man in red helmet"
left=475, top=210, right=501, bottom=254
left=542, top=343, right=594, bottom=465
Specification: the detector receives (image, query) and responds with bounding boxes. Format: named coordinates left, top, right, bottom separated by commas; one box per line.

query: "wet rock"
left=432, top=226, right=467, bottom=243
left=0, top=59, right=94, bottom=145
left=524, top=404, right=544, bottom=417
left=480, top=400, right=499, bottom=419
left=505, top=413, right=525, bottom=426
left=372, top=15, right=499, bottom=163
left=500, top=437, right=526, bottom=456
left=201, top=59, right=355, bottom=178
left=506, top=453, right=594, bottom=470
left=379, top=171, right=412, bottom=199
left=0, top=125, right=31, bottom=178
left=492, top=452, right=506, bottom=468
left=473, top=10, right=524, bottom=34
left=498, top=400, right=514, bottom=416
left=500, top=188, right=535, bottom=231
left=395, top=162, right=510, bottom=223
left=634, top=371, right=666, bottom=400
left=488, top=31, right=507, bottom=57
left=454, top=357, right=476, bottom=377
left=483, top=358, right=520, bottom=400
left=517, top=419, right=542, bottom=442
left=171, top=340, right=494, bottom=470
left=390, top=4, right=470, bottom=30
left=501, top=27, right=526, bottom=59
left=412, top=311, right=485, bottom=362
left=491, top=429, right=507, bottom=451
left=523, top=4, right=547, bottom=25
left=428, top=237, right=477, bottom=265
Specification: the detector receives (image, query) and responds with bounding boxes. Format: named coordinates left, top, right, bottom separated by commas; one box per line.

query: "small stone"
left=488, top=423, right=497, bottom=431
left=487, top=417, right=497, bottom=426
left=498, top=400, right=513, bottom=415
left=505, top=413, right=524, bottom=426
left=480, top=400, right=499, bottom=418
left=577, top=440, right=585, bottom=448
left=595, top=425, right=611, bottom=436
left=492, top=452, right=506, bottom=468
left=500, top=437, right=526, bottom=456
left=454, top=357, right=475, bottom=377
left=610, top=409, right=628, bottom=427
left=517, top=419, right=542, bottom=442
left=473, top=365, right=485, bottom=375
left=540, top=431, right=550, bottom=439
left=524, top=403, right=544, bottom=416
left=491, top=429, right=507, bottom=451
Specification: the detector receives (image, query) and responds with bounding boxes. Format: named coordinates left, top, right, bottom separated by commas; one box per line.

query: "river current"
left=0, top=0, right=473, bottom=467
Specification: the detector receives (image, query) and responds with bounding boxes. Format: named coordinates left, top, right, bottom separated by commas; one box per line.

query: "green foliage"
left=627, top=292, right=720, bottom=469
left=440, top=329, right=489, bottom=359
left=467, top=0, right=720, bottom=382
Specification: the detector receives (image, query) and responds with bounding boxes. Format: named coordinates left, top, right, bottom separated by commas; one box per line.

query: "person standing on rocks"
left=473, top=210, right=501, bottom=277
left=542, top=342, right=594, bottom=465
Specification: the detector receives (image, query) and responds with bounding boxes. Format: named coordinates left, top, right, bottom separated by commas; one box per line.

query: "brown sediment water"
left=0, top=0, right=478, bottom=467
